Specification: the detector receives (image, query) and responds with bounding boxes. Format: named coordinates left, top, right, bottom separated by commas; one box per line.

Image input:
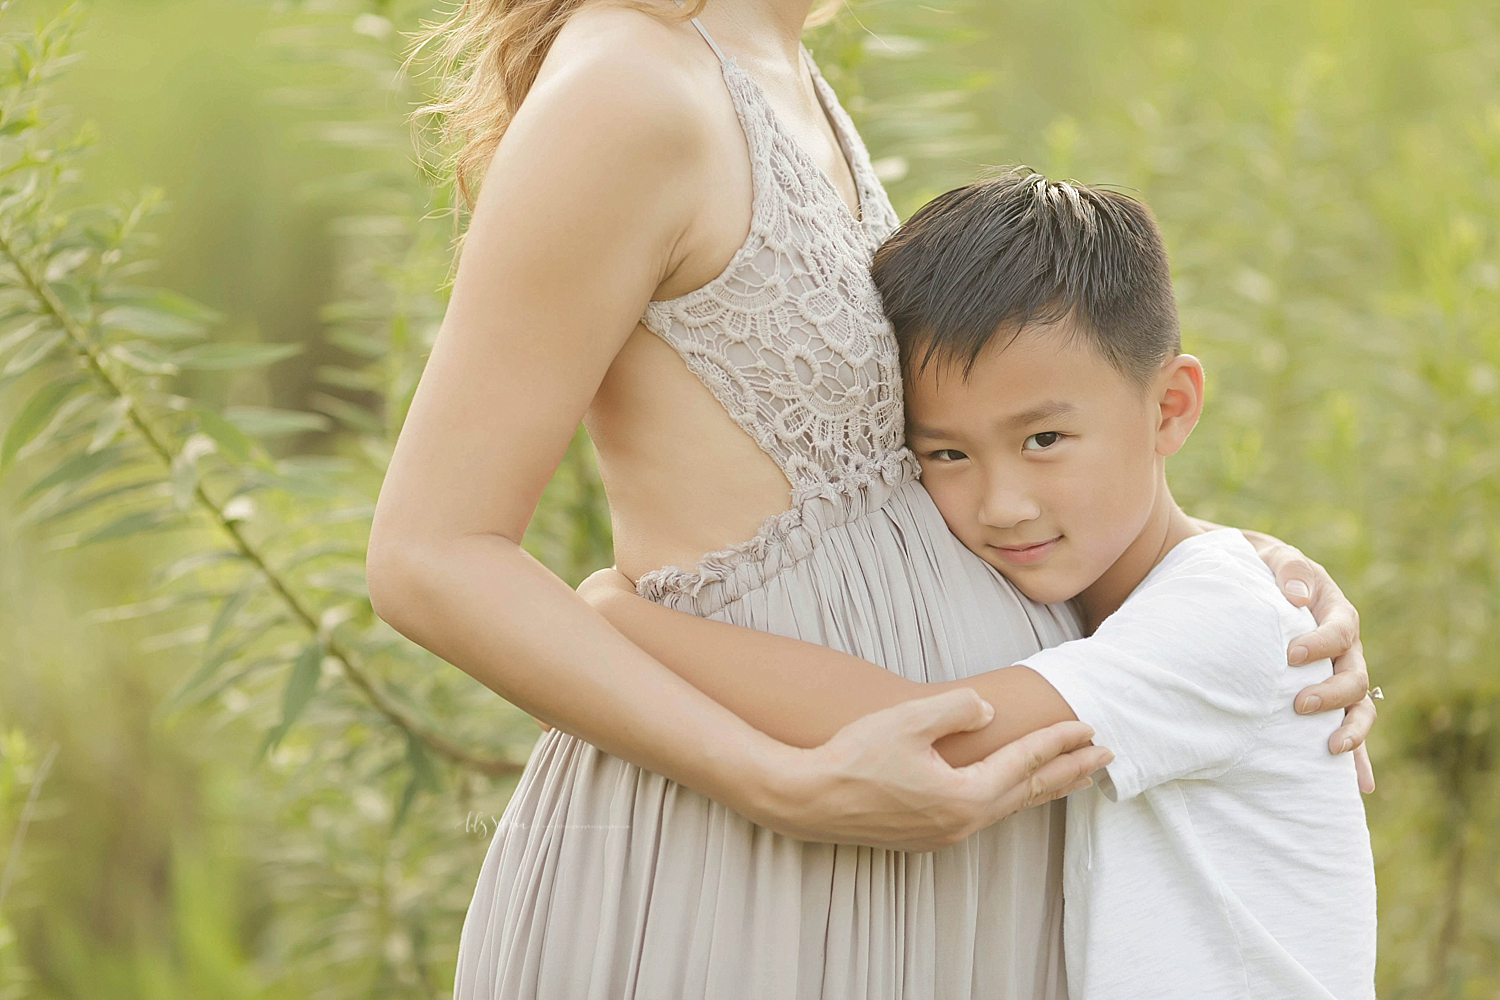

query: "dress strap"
left=688, top=16, right=728, bottom=64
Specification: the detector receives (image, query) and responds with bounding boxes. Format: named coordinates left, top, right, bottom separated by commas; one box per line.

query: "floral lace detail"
left=638, top=449, right=919, bottom=615
left=641, top=48, right=905, bottom=490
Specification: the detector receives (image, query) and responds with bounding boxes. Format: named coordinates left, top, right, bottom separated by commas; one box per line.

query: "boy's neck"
left=1076, top=479, right=1201, bottom=634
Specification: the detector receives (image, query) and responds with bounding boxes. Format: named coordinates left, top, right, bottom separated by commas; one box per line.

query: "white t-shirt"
left=1018, top=528, right=1376, bottom=1000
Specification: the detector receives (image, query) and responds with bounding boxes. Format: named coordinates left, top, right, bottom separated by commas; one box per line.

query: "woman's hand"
left=751, top=689, right=1113, bottom=851
left=1243, top=529, right=1377, bottom=794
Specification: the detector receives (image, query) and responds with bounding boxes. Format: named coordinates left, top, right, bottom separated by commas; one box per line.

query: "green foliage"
left=0, top=4, right=544, bottom=995
left=0, top=0, right=1494, bottom=997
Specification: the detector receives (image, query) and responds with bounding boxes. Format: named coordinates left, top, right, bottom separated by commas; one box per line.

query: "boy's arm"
left=577, top=569, right=1077, bottom=768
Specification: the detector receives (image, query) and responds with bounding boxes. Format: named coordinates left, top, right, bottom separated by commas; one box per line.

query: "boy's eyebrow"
left=906, top=421, right=953, bottom=440
left=1007, top=400, right=1079, bottom=427
left=906, top=400, right=1079, bottom=442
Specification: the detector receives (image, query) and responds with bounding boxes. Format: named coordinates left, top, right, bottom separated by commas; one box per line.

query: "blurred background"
left=0, top=0, right=1494, bottom=996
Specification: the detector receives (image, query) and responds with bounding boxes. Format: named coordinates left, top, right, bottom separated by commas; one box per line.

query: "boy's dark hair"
left=871, top=168, right=1180, bottom=385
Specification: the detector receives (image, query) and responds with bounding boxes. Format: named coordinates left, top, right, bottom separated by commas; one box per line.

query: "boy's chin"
left=991, top=567, right=1083, bottom=607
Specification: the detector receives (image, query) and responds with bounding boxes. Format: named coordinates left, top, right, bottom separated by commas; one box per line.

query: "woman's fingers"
left=1258, top=538, right=1359, bottom=664
left=1287, top=578, right=1359, bottom=665
left=1328, top=694, right=1377, bottom=755
left=972, top=720, right=1110, bottom=816
left=1287, top=608, right=1359, bottom=666
left=1268, top=547, right=1319, bottom=608
left=1354, top=744, right=1375, bottom=795
left=1294, top=640, right=1369, bottom=714
left=797, top=708, right=1107, bottom=850
left=1260, top=537, right=1368, bottom=706
left=1013, top=742, right=1114, bottom=811
left=1252, top=533, right=1381, bottom=794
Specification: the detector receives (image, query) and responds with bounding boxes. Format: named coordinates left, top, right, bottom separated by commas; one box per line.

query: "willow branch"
left=0, top=226, right=521, bottom=777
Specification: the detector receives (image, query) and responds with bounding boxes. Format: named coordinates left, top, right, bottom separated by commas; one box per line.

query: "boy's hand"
left=577, top=565, right=640, bottom=605
left=1242, top=528, right=1377, bottom=794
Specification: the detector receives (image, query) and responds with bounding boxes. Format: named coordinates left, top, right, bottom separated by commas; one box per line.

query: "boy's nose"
left=978, top=487, right=1040, bottom=529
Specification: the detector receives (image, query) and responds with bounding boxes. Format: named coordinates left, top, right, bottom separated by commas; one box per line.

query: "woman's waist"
left=632, top=450, right=922, bottom=614
left=606, top=449, right=917, bottom=582
left=609, top=469, right=801, bottom=585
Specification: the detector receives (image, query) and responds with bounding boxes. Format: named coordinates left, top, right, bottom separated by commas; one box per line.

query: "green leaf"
left=261, top=458, right=350, bottom=498
left=21, top=443, right=126, bottom=501
left=171, top=451, right=198, bottom=510
left=153, top=549, right=245, bottom=587
left=165, top=652, right=282, bottom=714
left=277, top=542, right=366, bottom=572
left=47, top=281, right=88, bottom=319
left=16, top=390, right=97, bottom=461
left=0, top=317, right=45, bottom=358
left=309, top=391, right=381, bottom=434
left=87, top=394, right=130, bottom=453
left=1, top=375, right=84, bottom=470
left=278, top=640, right=324, bottom=729
left=160, top=628, right=265, bottom=714
left=326, top=327, right=386, bottom=359
left=76, top=507, right=177, bottom=546
left=206, top=575, right=259, bottom=652
left=98, top=287, right=223, bottom=326
left=0, top=111, right=39, bottom=136
left=193, top=408, right=253, bottom=462
left=108, top=341, right=179, bottom=375
left=99, top=305, right=207, bottom=341
left=314, top=365, right=382, bottom=392
left=255, top=639, right=325, bottom=759
left=2, top=329, right=62, bottom=376
left=18, top=477, right=163, bottom=528
left=222, top=405, right=330, bottom=438
left=393, top=731, right=440, bottom=833
left=171, top=342, right=303, bottom=371
left=44, top=247, right=91, bottom=282
left=169, top=433, right=215, bottom=511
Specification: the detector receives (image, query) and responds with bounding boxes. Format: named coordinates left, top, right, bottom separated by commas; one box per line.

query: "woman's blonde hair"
left=406, top=0, right=843, bottom=212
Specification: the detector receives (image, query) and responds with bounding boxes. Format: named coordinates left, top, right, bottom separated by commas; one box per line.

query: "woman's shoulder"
left=525, top=4, right=721, bottom=142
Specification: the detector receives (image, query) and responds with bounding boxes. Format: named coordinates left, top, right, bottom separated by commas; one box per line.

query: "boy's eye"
left=1023, top=432, right=1061, bottom=452
left=927, top=448, right=968, bottom=462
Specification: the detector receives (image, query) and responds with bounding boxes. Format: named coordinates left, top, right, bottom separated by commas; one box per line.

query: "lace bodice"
left=641, top=42, right=906, bottom=490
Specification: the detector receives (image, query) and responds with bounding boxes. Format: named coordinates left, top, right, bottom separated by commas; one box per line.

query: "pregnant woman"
left=366, top=0, right=1376, bottom=996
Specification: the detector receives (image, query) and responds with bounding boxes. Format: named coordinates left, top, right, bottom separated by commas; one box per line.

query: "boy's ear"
left=1154, top=354, right=1204, bottom=457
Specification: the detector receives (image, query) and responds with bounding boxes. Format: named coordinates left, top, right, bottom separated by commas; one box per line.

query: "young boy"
left=580, top=170, right=1376, bottom=998
left=870, top=169, right=1377, bottom=998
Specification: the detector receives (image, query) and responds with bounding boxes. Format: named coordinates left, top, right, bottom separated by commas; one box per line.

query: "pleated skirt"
left=454, top=463, right=1081, bottom=999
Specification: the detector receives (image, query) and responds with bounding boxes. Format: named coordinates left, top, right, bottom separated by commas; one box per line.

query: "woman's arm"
left=367, top=46, right=772, bottom=803
left=364, top=34, right=1106, bottom=850
left=578, top=569, right=1079, bottom=767
left=580, top=528, right=1375, bottom=781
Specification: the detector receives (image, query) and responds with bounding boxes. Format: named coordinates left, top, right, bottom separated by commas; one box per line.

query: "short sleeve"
left=1018, top=565, right=1286, bottom=802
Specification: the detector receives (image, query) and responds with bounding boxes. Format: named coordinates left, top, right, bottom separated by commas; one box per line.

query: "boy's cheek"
left=919, top=476, right=980, bottom=546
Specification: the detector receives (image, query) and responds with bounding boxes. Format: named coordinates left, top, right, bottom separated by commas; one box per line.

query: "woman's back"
left=535, top=4, right=888, bottom=578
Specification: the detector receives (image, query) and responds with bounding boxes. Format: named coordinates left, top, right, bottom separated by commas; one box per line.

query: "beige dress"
left=453, top=20, right=1083, bottom=1000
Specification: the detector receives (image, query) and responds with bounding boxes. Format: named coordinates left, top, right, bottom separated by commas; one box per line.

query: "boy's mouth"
left=988, top=536, right=1062, bottom=566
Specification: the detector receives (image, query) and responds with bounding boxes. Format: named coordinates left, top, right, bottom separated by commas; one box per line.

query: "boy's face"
left=906, top=323, right=1199, bottom=608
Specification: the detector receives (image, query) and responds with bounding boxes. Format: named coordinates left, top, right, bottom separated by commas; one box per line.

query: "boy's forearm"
left=585, top=577, right=1077, bottom=766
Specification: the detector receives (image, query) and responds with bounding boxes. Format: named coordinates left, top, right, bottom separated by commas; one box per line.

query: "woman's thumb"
left=906, top=688, right=995, bottom=741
